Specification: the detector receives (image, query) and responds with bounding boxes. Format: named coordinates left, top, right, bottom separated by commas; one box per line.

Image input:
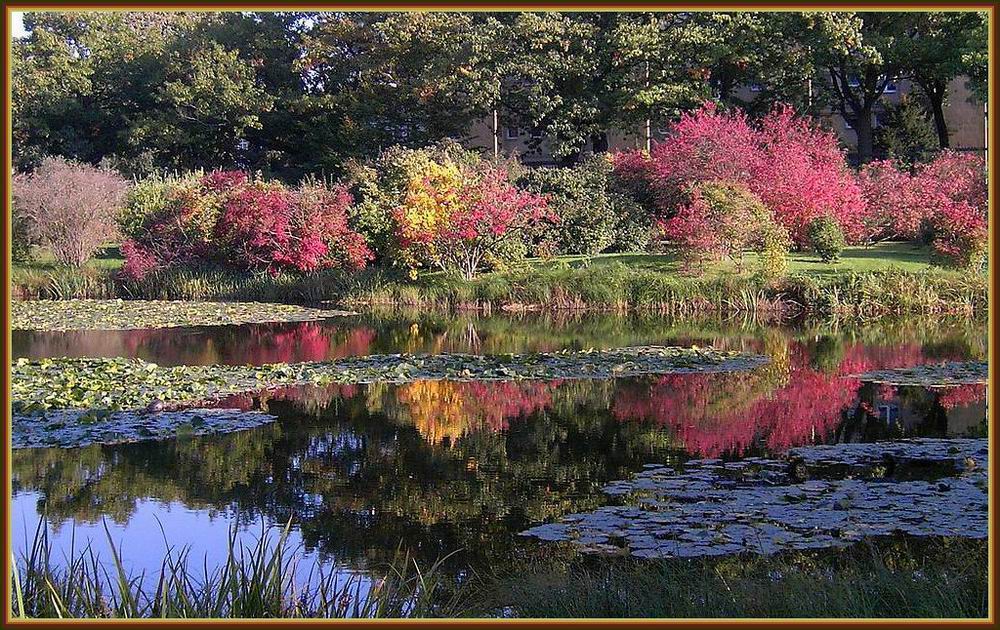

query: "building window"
left=884, top=79, right=898, bottom=94
left=530, top=128, right=543, bottom=139
left=843, top=118, right=853, bottom=130
left=847, top=76, right=861, bottom=88
left=749, top=83, right=763, bottom=92
left=504, top=127, right=520, bottom=140
left=878, top=404, right=899, bottom=424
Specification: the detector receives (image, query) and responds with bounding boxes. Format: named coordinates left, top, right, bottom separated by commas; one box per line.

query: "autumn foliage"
left=120, top=171, right=371, bottom=279
left=616, top=103, right=865, bottom=247
left=858, top=151, right=987, bottom=269
left=391, top=159, right=553, bottom=279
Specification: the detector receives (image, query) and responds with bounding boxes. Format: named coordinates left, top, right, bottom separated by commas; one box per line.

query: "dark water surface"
left=11, top=311, right=988, bottom=587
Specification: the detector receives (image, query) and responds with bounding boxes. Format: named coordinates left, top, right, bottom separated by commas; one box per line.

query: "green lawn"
left=16, top=242, right=950, bottom=279
left=16, top=244, right=124, bottom=273
left=533, top=242, right=958, bottom=278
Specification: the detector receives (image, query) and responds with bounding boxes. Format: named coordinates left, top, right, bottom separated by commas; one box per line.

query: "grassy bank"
left=343, top=265, right=986, bottom=318
left=12, top=244, right=986, bottom=318
left=12, top=520, right=986, bottom=619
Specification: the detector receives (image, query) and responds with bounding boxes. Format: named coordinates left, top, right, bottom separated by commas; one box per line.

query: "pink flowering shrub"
left=120, top=170, right=371, bottom=279
left=917, top=152, right=987, bottom=269
left=618, top=103, right=865, bottom=247
left=857, top=160, right=924, bottom=242
left=858, top=152, right=987, bottom=269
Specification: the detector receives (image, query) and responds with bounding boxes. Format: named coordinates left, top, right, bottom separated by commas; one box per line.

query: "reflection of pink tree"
left=230, top=324, right=377, bottom=364
left=938, top=385, right=987, bottom=409
left=613, top=341, right=962, bottom=457
left=459, top=381, right=561, bottom=432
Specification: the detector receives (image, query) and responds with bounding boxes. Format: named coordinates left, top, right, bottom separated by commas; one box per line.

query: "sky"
left=11, top=11, right=26, bottom=38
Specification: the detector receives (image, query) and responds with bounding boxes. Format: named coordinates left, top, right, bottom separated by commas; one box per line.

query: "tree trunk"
left=923, top=80, right=950, bottom=149
left=854, top=108, right=875, bottom=165
left=591, top=131, right=609, bottom=153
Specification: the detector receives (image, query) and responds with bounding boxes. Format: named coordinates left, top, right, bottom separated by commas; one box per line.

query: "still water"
left=10, top=311, right=988, bottom=585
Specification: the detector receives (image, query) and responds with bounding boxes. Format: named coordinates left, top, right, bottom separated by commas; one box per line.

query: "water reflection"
left=10, top=313, right=988, bottom=587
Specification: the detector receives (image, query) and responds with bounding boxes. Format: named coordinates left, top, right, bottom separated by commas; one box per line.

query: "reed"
left=11, top=518, right=461, bottom=619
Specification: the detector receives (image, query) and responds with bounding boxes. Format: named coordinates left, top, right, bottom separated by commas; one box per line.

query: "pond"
left=10, top=311, right=988, bottom=595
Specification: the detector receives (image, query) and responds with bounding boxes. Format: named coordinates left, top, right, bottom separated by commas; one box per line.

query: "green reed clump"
left=474, top=538, right=987, bottom=618
left=11, top=518, right=462, bottom=619
left=12, top=267, right=118, bottom=300
left=118, top=267, right=352, bottom=303
left=788, top=269, right=987, bottom=318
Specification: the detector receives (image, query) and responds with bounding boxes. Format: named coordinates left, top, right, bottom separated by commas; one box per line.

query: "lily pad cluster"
left=13, top=408, right=278, bottom=449
left=520, top=438, right=988, bottom=558
left=12, top=299, right=354, bottom=331
left=12, top=347, right=768, bottom=413
left=850, top=361, right=987, bottom=387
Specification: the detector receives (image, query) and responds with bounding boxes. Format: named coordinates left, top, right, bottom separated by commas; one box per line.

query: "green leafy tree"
left=499, top=12, right=714, bottom=161
left=298, top=12, right=499, bottom=168
left=899, top=11, right=988, bottom=149
left=807, top=11, right=919, bottom=164
left=705, top=12, right=818, bottom=116
left=11, top=21, right=93, bottom=168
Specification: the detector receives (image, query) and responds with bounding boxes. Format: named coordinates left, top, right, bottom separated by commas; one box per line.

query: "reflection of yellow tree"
left=395, top=381, right=478, bottom=445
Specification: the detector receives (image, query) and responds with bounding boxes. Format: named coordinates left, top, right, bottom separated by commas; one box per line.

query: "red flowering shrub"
left=621, top=103, right=865, bottom=248
left=120, top=171, right=371, bottom=279
left=917, top=152, right=988, bottom=270
left=857, top=160, right=924, bottom=242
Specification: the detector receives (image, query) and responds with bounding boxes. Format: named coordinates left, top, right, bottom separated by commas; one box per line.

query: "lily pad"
left=12, top=346, right=769, bottom=413
left=849, top=361, right=987, bottom=387
left=13, top=408, right=277, bottom=449
left=12, top=299, right=354, bottom=331
left=521, top=438, right=988, bottom=559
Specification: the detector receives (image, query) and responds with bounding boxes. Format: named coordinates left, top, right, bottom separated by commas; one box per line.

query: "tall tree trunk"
left=922, top=79, right=950, bottom=149
left=854, top=107, right=875, bottom=164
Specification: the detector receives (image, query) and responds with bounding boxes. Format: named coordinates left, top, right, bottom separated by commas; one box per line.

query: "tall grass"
left=118, top=267, right=351, bottom=303
left=343, top=265, right=987, bottom=318
left=11, top=262, right=986, bottom=318
left=11, top=518, right=462, bottom=619
left=474, top=538, right=988, bottom=619
left=11, top=519, right=986, bottom=619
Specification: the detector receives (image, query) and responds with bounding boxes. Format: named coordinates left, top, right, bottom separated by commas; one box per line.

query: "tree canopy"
left=12, top=10, right=988, bottom=174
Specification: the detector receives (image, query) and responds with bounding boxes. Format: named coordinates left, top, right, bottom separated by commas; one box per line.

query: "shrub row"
left=13, top=103, right=988, bottom=281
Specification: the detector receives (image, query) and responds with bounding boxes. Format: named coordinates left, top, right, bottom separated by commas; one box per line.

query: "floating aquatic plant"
left=13, top=408, right=277, bottom=449
left=12, top=347, right=769, bottom=414
left=850, top=361, right=987, bottom=387
left=12, top=299, right=354, bottom=331
left=521, top=438, right=988, bottom=558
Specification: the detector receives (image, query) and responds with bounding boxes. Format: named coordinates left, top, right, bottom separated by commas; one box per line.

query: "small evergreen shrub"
left=807, top=216, right=847, bottom=263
